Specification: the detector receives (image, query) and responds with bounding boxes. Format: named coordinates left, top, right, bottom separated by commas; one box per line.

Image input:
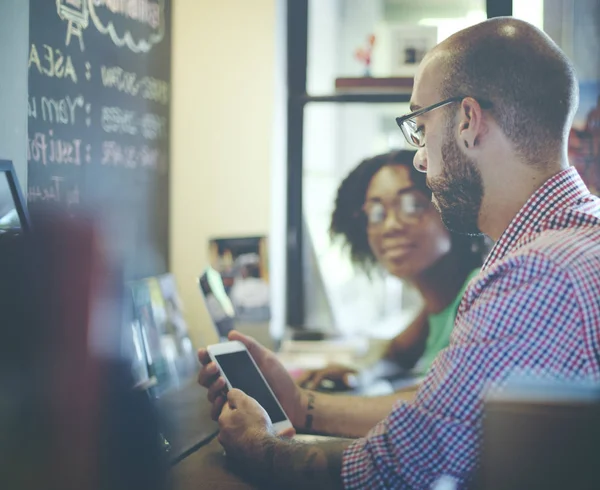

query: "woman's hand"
left=295, top=364, right=358, bottom=391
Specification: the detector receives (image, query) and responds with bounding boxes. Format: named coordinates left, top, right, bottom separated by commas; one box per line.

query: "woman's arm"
left=383, top=308, right=429, bottom=370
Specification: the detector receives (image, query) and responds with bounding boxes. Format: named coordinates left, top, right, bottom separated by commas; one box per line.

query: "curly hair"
left=329, top=150, right=489, bottom=274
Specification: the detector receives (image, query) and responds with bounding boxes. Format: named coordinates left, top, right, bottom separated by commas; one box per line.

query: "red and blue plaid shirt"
left=342, top=167, right=600, bottom=489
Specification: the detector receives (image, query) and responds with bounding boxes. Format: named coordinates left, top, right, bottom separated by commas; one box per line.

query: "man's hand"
left=218, top=389, right=295, bottom=460
left=197, top=330, right=305, bottom=427
left=219, top=390, right=349, bottom=490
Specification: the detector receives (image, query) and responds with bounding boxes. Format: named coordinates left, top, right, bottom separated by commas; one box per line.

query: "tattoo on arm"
left=255, top=437, right=351, bottom=490
left=232, top=392, right=351, bottom=489
left=305, top=392, right=316, bottom=433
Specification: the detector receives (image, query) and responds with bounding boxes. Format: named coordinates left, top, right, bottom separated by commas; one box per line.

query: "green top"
left=414, top=268, right=480, bottom=374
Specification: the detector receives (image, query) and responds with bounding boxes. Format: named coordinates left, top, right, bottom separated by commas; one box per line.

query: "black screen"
left=215, top=351, right=287, bottom=423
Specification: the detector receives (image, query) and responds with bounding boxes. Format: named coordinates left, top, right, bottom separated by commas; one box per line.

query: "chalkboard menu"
left=27, top=0, right=171, bottom=279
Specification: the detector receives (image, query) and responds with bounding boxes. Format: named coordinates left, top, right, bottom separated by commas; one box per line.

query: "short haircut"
left=435, top=18, right=579, bottom=164
left=330, top=150, right=488, bottom=274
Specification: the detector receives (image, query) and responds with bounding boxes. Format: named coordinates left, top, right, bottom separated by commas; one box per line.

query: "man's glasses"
left=396, top=96, right=492, bottom=149
left=362, top=191, right=431, bottom=228
left=395, top=96, right=464, bottom=149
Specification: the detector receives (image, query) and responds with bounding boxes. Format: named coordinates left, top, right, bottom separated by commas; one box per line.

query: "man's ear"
left=458, top=97, right=486, bottom=149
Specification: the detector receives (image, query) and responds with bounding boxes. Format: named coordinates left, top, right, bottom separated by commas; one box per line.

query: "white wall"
left=0, top=0, right=29, bottom=191
left=170, top=0, right=276, bottom=347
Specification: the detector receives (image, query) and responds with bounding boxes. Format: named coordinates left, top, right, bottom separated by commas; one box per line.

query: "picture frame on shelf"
left=375, top=24, right=438, bottom=77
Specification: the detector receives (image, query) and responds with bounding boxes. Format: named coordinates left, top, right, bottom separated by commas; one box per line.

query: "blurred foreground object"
left=477, top=376, right=600, bottom=490
left=0, top=208, right=168, bottom=490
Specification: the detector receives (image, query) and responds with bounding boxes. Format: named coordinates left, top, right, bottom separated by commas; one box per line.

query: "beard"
left=426, top=130, right=484, bottom=235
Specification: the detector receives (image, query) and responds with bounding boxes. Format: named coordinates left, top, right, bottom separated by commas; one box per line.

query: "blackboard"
left=27, top=0, right=171, bottom=279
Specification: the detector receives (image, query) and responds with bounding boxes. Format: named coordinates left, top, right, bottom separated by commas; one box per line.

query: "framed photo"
left=386, top=24, right=438, bottom=76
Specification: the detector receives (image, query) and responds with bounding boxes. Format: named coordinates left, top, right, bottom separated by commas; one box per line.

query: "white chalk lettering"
left=41, top=95, right=85, bottom=125
left=140, top=76, right=169, bottom=104
left=28, top=43, right=78, bottom=83
left=139, top=113, right=165, bottom=140
left=91, top=0, right=161, bottom=29
left=100, top=65, right=140, bottom=96
left=101, top=106, right=138, bottom=135
left=100, top=64, right=168, bottom=105
left=27, top=131, right=82, bottom=166
left=28, top=97, right=38, bottom=119
left=101, top=141, right=161, bottom=170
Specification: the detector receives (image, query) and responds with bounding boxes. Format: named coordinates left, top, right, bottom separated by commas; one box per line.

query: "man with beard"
left=196, top=18, right=600, bottom=489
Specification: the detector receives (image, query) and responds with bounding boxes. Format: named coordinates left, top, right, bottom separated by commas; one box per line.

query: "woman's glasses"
left=362, top=191, right=431, bottom=228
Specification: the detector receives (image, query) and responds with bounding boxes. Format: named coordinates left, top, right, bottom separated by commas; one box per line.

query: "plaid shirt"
left=342, top=167, right=600, bottom=489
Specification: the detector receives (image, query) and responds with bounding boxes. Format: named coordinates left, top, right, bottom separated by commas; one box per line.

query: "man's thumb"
left=227, top=388, right=245, bottom=407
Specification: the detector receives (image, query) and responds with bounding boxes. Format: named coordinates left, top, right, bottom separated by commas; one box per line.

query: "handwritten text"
left=28, top=130, right=82, bottom=166
left=29, top=43, right=78, bottom=83
left=100, top=65, right=169, bottom=105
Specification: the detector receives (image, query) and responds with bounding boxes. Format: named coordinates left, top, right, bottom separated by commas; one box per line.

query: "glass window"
left=302, top=102, right=423, bottom=338
left=307, top=0, right=486, bottom=95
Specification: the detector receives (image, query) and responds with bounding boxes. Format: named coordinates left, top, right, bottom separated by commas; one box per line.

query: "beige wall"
left=170, top=0, right=277, bottom=347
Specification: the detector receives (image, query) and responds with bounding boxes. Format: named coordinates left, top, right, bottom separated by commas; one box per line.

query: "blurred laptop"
left=198, top=266, right=236, bottom=341
left=0, top=160, right=30, bottom=237
left=197, top=266, right=414, bottom=395
left=476, top=376, right=600, bottom=489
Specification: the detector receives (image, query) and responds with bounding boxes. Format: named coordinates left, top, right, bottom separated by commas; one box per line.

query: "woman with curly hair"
left=298, top=150, right=488, bottom=391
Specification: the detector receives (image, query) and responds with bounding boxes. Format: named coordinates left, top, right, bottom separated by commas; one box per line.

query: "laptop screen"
left=198, top=267, right=235, bottom=339
left=0, top=161, right=29, bottom=235
left=0, top=173, right=22, bottom=233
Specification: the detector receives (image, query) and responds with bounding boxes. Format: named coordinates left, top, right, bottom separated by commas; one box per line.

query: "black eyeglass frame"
left=395, top=96, right=492, bottom=148
left=395, top=96, right=462, bottom=148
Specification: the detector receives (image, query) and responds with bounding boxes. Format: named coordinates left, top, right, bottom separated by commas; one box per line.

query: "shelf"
left=335, top=76, right=413, bottom=92
left=297, top=93, right=412, bottom=104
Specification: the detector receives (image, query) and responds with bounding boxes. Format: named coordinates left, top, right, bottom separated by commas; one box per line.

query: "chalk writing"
left=39, top=95, right=85, bottom=125
left=100, top=65, right=169, bottom=104
left=28, top=43, right=78, bottom=83
left=102, top=107, right=138, bottom=135
left=102, top=141, right=162, bottom=170
left=101, top=107, right=166, bottom=140
left=28, top=177, right=61, bottom=203
left=28, top=97, right=38, bottom=119
left=89, top=0, right=165, bottom=53
left=101, top=65, right=140, bottom=96
left=56, top=0, right=89, bottom=51
left=140, top=76, right=169, bottom=104
left=91, top=0, right=160, bottom=29
left=27, top=130, right=82, bottom=166
left=139, top=113, right=165, bottom=140
left=28, top=176, right=80, bottom=205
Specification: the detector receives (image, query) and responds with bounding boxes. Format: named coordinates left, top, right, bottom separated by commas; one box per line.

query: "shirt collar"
left=482, top=167, right=590, bottom=271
